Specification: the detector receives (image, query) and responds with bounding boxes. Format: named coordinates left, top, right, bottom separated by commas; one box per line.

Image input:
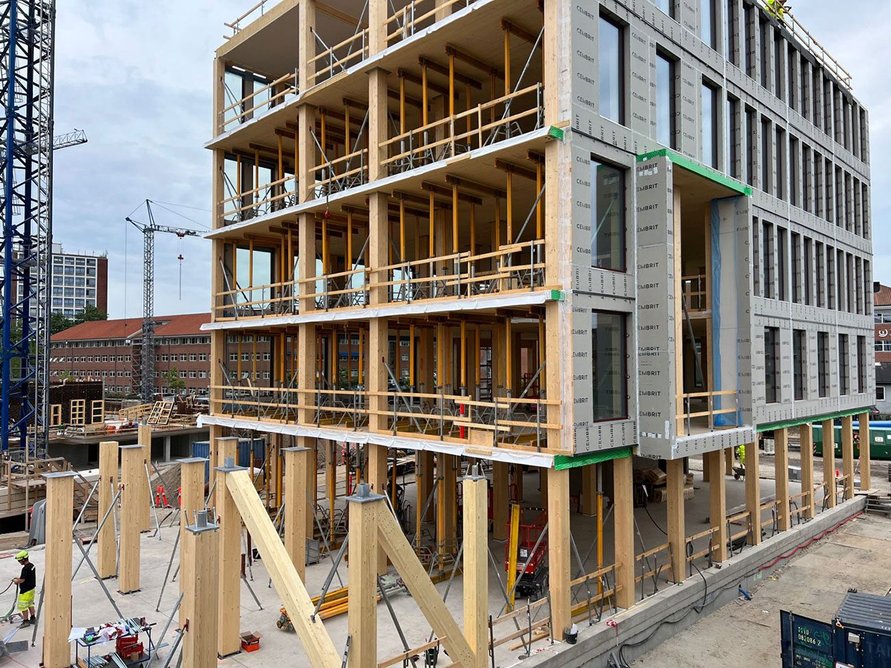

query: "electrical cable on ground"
left=605, top=510, right=864, bottom=667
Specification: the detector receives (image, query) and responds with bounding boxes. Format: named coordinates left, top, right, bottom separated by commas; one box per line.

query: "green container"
left=812, top=423, right=891, bottom=460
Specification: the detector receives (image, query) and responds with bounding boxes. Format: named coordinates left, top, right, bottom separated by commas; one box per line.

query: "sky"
left=51, top=1, right=891, bottom=319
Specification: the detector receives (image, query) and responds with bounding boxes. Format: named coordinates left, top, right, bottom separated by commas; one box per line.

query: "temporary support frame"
left=215, top=437, right=242, bottom=658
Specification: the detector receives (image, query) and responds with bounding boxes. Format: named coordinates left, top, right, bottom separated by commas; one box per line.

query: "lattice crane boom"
left=125, top=200, right=202, bottom=402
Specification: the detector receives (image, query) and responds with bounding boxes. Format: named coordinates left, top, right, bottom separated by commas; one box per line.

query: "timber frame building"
left=201, top=0, right=874, bottom=663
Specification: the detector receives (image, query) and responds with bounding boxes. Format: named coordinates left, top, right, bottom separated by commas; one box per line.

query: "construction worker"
left=765, top=0, right=787, bottom=21
left=736, top=444, right=746, bottom=463
left=11, top=551, right=36, bottom=626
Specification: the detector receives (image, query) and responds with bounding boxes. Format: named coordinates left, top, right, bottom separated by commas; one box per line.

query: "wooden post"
left=707, top=450, right=728, bottom=562
left=859, top=412, right=871, bottom=491
left=215, top=441, right=242, bottom=658
left=613, top=457, right=635, bottom=610
left=119, top=445, right=143, bottom=594
left=745, top=441, right=761, bottom=544
left=442, top=454, right=458, bottom=556
left=283, top=447, right=309, bottom=579
left=775, top=428, right=790, bottom=531
left=492, top=461, right=509, bottom=540
left=841, top=416, right=854, bottom=500
left=800, top=425, right=815, bottom=520
left=96, top=440, right=119, bottom=579
left=368, top=444, right=388, bottom=574
left=463, top=467, right=488, bottom=668
left=179, top=457, right=207, bottom=626
left=347, top=484, right=383, bottom=668
left=580, top=464, right=597, bottom=516
left=538, top=468, right=548, bottom=506
left=43, top=472, right=76, bottom=668
left=724, top=448, right=734, bottom=476
left=138, top=423, right=153, bottom=532
left=547, top=468, right=570, bottom=638
left=822, top=419, right=836, bottom=509
left=182, top=511, right=220, bottom=668
left=666, top=458, right=685, bottom=583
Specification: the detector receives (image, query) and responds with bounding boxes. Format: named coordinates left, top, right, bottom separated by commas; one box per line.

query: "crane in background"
left=126, top=200, right=202, bottom=402
left=0, top=1, right=88, bottom=456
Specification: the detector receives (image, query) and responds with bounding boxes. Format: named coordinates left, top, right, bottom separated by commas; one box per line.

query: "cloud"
left=52, top=0, right=246, bottom=318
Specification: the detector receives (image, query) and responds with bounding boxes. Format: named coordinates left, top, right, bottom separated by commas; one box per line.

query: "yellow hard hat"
left=15, top=551, right=27, bottom=561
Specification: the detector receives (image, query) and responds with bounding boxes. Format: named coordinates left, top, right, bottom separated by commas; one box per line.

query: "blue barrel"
left=191, top=441, right=211, bottom=482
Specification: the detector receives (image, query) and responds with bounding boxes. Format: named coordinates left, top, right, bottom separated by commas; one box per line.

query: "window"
left=591, top=312, right=627, bottom=420
left=878, top=387, right=886, bottom=402
left=777, top=227, right=787, bottom=301
left=793, top=330, right=806, bottom=400
left=744, top=5, right=755, bottom=77
left=726, top=0, right=738, bottom=64
left=655, top=0, right=674, bottom=17
left=701, top=81, right=718, bottom=168
left=760, top=18, right=770, bottom=89
left=775, top=127, right=785, bottom=200
left=655, top=52, right=675, bottom=148
left=774, top=30, right=784, bottom=100
left=762, top=221, right=773, bottom=299
left=839, top=334, right=849, bottom=395
left=818, top=332, right=829, bottom=398
left=826, top=248, right=835, bottom=309
left=590, top=159, right=626, bottom=271
left=803, top=237, right=812, bottom=305
left=599, top=15, right=624, bottom=124
left=789, top=136, right=799, bottom=207
left=764, top=327, right=779, bottom=403
left=700, top=0, right=715, bottom=48
left=752, top=219, right=760, bottom=296
left=857, top=336, right=866, bottom=394
left=745, top=106, right=756, bottom=184
left=726, top=95, right=739, bottom=177
left=761, top=118, right=772, bottom=193
left=791, top=233, right=801, bottom=303
left=788, top=45, right=797, bottom=110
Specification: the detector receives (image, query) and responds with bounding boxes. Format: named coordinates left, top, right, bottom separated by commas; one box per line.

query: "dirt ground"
left=633, top=511, right=891, bottom=666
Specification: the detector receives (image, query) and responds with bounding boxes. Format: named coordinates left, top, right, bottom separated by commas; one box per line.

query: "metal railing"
left=381, top=83, right=544, bottom=175
left=212, top=240, right=546, bottom=320
left=678, top=390, right=739, bottom=433
left=681, top=274, right=708, bottom=312
left=220, top=173, right=298, bottom=223
left=384, top=0, right=476, bottom=46
left=307, top=29, right=370, bottom=87
left=224, top=0, right=278, bottom=37
left=219, top=71, right=297, bottom=132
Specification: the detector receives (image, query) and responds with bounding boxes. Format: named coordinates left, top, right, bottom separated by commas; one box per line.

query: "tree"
left=76, top=305, right=107, bottom=323
left=163, top=368, right=186, bottom=394
left=50, top=313, right=75, bottom=335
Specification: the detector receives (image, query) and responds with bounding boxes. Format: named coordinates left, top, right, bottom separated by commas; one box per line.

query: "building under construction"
left=97, top=0, right=874, bottom=665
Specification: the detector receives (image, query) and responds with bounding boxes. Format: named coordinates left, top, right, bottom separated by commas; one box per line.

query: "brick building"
left=873, top=283, right=891, bottom=364
left=50, top=313, right=212, bottom=396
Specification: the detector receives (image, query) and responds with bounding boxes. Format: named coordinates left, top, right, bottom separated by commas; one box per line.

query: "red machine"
left=504, top=508, right=548, bottom=599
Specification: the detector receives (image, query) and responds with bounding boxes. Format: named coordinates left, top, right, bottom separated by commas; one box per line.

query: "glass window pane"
left=701, top=83, right=717, bottom=168
left=599, top=17, right=623, bottom=123
left=656, top=53, right=674, bottom=147
left=700, top=0, right=714, bottom=48
left=591, top=312, right=627, bottom=420
left=590, top=160, right=626, bottom=271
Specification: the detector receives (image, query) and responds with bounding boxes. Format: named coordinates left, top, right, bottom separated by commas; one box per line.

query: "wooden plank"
left=580, top=464, right=597, bottom=516
left=138, top=424, right=153, bottom=531
left=43, top=473, right=75, bottom=668
left=180, top=457, right=206, bottom=627
left=859, top=412, right=871, bottom=491
left=492, top=461, right=509, bottom=540
left=613, top=457, right=635, bottom=610
left=463, top=473, right=488, bottom=667
left=226, top=471, right=340, bottom=667
left=666, top=458, right=685, bottom=582
left=376, top=505, right=476, bottom=667
left=547, top=468, right=570, bottom=639
left=800, top=425, right=815, bottom=520
left=348, top=492, right=381, bottom=668
left=97, top=440, right=119, bottom=579
left=822, top=419, right=836, bottom=509
left=216, top=443, right=242, bottom=658
left=367, top=444, right=388, bottom=574
left=708, top=451, right=728, bottom=562
left=119, top=445, right=142, bottom=594
left=284, top=447, right=309, bottom=579
left=745, top=441, right=761, bottom=544
left=182, top=519, right=220, bottom=668
left=841, top=416, right=854, bottom=500
left=775, top=429, right=790, bottom=531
